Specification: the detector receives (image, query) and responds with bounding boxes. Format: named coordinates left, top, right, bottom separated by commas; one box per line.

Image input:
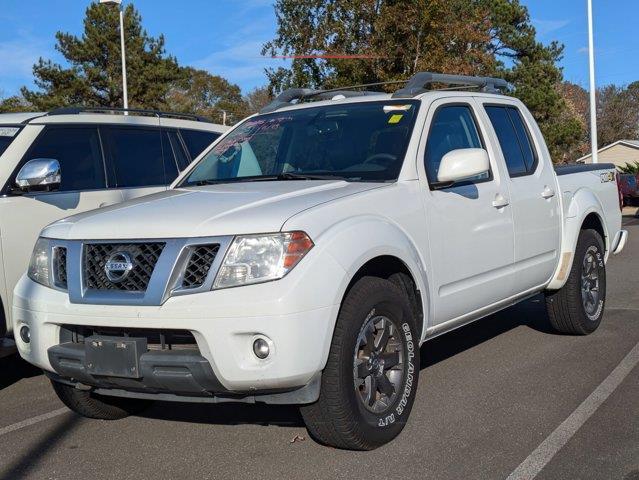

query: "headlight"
left=213, top=231, right=314, bottom=289
left=28, top=237, right=52, bottom=287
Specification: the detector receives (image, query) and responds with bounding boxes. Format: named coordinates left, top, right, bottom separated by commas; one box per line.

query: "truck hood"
left=43, top=181, right=384, bottom=240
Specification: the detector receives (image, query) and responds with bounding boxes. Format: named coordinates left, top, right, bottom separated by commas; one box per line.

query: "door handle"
left=541, top=186, right=556, bottom=199
left=492, top=193, right=510, bottom=209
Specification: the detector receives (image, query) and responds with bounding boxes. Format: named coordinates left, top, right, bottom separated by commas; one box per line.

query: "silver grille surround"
left=54, top=236, right=234, bottom=306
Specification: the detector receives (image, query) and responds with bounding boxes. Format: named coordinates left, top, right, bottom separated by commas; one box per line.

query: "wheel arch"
left=320, top=216, right=431, bottom=342
left=547, top=189, right=609, bottom=290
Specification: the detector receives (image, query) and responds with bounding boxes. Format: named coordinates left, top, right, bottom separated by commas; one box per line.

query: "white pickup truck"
left=14, top=73, right=626, bottom=450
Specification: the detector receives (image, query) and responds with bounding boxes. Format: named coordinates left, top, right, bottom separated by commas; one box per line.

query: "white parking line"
left=0, top=407, right=68, bottom=438
left=506, top=341, right=639, bottom=480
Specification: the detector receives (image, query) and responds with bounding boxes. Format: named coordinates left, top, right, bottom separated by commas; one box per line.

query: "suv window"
left=424, top=105, right=485, bottom=184
left=0, top=126, right=21, bottom=156
left=25, top=126, right=105, bottom=191
left=102, top=126, right=166, bottom=187
left=485, top=105, right=537, bottom=176
left=180, top=129, right=220, bottom=159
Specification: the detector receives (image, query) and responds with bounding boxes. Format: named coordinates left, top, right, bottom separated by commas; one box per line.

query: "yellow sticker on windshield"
left=388, top=114, right=403, bottom=124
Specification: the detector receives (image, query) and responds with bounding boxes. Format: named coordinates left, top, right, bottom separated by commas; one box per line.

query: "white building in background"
left=578, top=140, right=639, bottom=167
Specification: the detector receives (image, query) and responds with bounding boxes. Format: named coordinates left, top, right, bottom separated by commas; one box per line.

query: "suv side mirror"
left=436, top=148, right=489, bottom=185
left=15, top=158, right=62, bottom=192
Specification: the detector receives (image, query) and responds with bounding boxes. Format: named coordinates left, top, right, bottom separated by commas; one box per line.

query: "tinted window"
left=181, top=101, right=420, bottom=186
left=161, top=131, right=179, bottom=181
left=485, top=106, right=537, bottom=176
left=26, top=126, right=105, bottom=191
left=167, top=130, right=190, bottom=170
left=424, top=105, right=484, bottom=183
left=0, top=126, right=21, bottom=156
left=103, top=127, right=166, bottom=187
left=180, top=129, right=220, bottom=159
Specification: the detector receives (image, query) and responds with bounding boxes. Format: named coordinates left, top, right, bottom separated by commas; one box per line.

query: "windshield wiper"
left=275, top=172, right=345, bottom=181
left=188, top=173, right=347, bottom=186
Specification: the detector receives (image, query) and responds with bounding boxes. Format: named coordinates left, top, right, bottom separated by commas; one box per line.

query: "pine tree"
left=21, top=2, right=181, bottom=110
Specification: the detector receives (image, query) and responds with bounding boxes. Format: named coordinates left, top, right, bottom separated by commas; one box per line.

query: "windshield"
left=180, top=100, right=419, bottom=186
left=0, top=126, right=21, bottom=156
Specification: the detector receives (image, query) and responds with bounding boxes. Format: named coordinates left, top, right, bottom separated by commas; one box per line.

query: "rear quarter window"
left=180, top=129, right=220, bottom=159
left=0, top=126, right=21, bottom=156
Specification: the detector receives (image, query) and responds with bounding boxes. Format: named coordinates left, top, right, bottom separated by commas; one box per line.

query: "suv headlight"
left=213, top=231, right=313, bottom=289
left=28, top=237, right=52, bottom=287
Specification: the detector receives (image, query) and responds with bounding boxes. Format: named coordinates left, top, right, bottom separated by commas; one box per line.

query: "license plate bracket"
left=85, top=336, right=147, bottom=379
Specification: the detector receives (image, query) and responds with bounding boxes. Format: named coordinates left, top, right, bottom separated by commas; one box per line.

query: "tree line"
left=1, top=0, right=637, bottom=163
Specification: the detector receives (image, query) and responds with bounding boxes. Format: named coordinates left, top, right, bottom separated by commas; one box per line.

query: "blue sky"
left=0, top=0, right=637, bottom=98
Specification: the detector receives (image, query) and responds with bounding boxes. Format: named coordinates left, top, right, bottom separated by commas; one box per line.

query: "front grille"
left=84, top=242, right=165, bottom=292
left=182, top=244, right=220, bottom=289
left=53, top=247, right=68, bottom=289
left=60, top=325, right=199, bottom=352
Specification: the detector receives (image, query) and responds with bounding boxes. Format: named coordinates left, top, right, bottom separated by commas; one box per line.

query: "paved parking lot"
left=1, top=217, right=637, bottom=480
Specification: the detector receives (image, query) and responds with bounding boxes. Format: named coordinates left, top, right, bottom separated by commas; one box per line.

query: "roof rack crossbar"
left=392, top=72, right=508, bottom=98
left=47, top=106, right=213, bottom=123
left=260, top=80, right=405, bottom=113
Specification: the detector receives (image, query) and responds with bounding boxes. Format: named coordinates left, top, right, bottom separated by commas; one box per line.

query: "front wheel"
left=301, top=276, right=420, bottom=450
left=545, top=229, right=606, bottom=335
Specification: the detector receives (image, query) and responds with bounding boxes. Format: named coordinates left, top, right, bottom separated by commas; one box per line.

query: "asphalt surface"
left=1, top=218, right=638, bottom=480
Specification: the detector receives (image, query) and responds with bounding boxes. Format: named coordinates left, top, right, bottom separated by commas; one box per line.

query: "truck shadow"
left=141, top=296, right=553, bottom=428
left=0, top=354, right=43, bottom=392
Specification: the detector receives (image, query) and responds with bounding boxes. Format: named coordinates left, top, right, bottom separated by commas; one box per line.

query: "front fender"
left=318, top=215, right=431, bottom=340
left=547, top=188, right=608, bottom=290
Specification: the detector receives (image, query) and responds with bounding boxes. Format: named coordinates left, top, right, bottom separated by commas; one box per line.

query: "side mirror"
left=15, top=158, right=61, bottom=192
left=436, top=148, right=489, bottom=185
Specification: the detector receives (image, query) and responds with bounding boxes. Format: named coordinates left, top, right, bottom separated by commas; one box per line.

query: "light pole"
left=100, top=0, right=129, bottom=110
left=587, top=0, right=598, bottom=163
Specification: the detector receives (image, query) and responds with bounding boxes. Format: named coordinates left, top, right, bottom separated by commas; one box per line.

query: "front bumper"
left=13, top=254, right=344, bottom=398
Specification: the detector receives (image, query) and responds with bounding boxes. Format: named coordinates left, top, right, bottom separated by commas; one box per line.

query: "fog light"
left=253, top=338, right=270, bottom=359
left=19, top=325, right=30, bottom=344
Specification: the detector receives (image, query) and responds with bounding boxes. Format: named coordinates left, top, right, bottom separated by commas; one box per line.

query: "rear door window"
left=180, top=129, right=220, bottom=159
left=484, top=105, right=537, bottom=176
left=24, top=126, right=105, bottom=191
left=102, top=126, right=167, bottom=187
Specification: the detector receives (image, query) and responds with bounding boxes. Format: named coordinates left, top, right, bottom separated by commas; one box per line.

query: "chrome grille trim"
left=57, top=236, right=234, bottom=306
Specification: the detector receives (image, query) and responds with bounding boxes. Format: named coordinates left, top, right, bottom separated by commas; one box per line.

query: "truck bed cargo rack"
left=261, top=72, right=509, bottom=113
left=47, top=106, right=213, bottom=123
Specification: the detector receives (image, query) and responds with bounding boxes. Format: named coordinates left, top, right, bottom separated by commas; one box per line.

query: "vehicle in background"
left=0, top=107, right=227, bottom=346
left=15, top=74, right=626, bottom=449
left=618, top=173, right=639, bottom=206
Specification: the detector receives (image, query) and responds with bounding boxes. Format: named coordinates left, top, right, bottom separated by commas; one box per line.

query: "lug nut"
left=253, top=338, right=270, bottom=359
left=19, top=325, right=30, bottom=344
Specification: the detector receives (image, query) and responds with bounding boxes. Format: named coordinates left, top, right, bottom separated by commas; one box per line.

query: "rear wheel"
left=51, top=380, right=152, bottom=420
left=545, top=229, right=606, bottom=335
left=301, top=276, right=420, bottom=450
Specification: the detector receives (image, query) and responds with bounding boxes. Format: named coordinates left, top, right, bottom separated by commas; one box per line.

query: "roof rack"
left=260, top=73, right=509, bottom=113
left=47, top=106, right=213, bottom=123
left=260, top=81, right=402, bottom=113
left=392, top=72, right=508, bottom=98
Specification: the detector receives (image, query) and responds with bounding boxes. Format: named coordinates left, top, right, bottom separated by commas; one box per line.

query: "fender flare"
left=319, top=214, right=431, bottom=340
left=547, top=188, right=608, bottom=290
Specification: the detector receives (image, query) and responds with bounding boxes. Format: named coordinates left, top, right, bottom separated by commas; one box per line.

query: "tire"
left=51, top=380, right=153, bottom=420
left=301, top=276, right=420, bottom=450
left=545, top=229, right=606, bottom=335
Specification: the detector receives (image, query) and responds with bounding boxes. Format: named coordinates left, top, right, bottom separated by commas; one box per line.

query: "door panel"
left=0, top=190, right=122, bottom=326
left=420, top=100, right=515, bottom=324
left=483, top=104, right=560, bottom=291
